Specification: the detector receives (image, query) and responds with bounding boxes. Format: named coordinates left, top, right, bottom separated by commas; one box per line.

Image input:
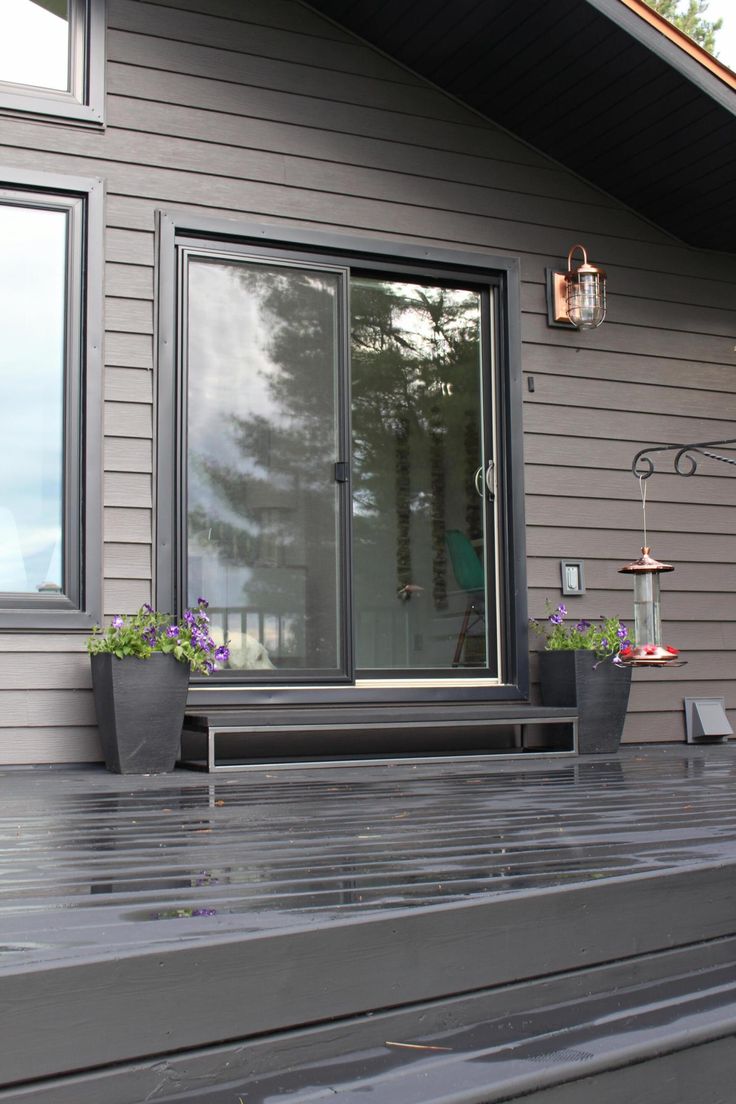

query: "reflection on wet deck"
left=1, top=745, right=735, bottom=968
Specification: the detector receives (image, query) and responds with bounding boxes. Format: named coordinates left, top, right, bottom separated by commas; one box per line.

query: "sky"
left=700, top=0, right=736, bottom=70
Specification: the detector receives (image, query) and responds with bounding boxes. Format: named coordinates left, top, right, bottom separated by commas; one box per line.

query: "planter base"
left=539, top=650, right=632, bottom=754
left=91, top=654, right=190, bottom=773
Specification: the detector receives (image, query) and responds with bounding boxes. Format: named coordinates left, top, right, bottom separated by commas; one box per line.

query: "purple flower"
left=191, top=627, right=213, bottom=651
left=192, top=907, right=217, bottom=917
left=205, top=661, right=215, bottom=675
left=184, top=609, right=195, bottom=626
left=600, top=638, right=609, bottom=649
left=143, top=603, right=154, bottom=614
left=214, top=645, right=230, bottom=663
left=549, top=613, right=563, bottom=625
left=197, top=597, right=209, bottom=609
left=575, top=620, right=590, bottom=631
left=617, top=623, right=628, bottom=639
left=112, top=615, right=123, bottom=629
left=166, top=625, right=180, bottom=638
left=557, top=604, right=567, bottom=617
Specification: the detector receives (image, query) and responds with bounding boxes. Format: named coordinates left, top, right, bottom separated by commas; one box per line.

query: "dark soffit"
left=307, top=0, right=736, bottom=253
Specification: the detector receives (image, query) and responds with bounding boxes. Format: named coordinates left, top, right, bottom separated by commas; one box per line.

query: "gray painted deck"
left=0, top=745, right=735, bottom=1100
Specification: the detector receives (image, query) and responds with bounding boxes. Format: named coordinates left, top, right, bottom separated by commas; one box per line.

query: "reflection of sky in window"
left=1, top=1, right=69, bottom=92
left=187, top=261, right=337, bottom=507
left=188, top=260, right=285, bottom=464
left=0, top=205, right=66, bottom=592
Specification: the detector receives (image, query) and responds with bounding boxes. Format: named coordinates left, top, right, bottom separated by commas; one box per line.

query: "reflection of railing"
left=208, top=607, right=299, bottom=661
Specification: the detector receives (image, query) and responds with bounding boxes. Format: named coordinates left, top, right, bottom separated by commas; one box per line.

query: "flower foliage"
left=529, top=602, right=631, bottom=663
left=86, top=599, right=229, bottom=675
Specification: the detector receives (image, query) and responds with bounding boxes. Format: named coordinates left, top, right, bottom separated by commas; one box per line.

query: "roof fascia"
left=584, top=0, right=736, bottom=114
left=618, top=0, right=736, bottom=89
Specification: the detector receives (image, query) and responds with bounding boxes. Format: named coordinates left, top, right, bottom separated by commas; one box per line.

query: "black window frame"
left=0, top=0, right=106, bottom=126
left=0, top=167, right=104, bottom=630
left=156, top=212, right=529, bottom=704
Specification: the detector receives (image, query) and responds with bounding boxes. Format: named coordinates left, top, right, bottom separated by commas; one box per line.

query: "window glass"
left=0, top=203, right=67, bottom=593
left=351, top=278, right=495, bottom=672
left=0, top=1, right=70, bottom=92
left=186, top=256, right=344, bottom=674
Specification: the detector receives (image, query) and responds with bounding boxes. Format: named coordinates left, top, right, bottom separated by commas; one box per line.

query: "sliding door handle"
left=485, top=459, right=495, bottom=500
left=475, top=461, right=495, bottom=499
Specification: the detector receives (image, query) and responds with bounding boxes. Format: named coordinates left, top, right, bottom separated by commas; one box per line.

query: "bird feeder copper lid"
left=618, top=547, right=674, bottom=574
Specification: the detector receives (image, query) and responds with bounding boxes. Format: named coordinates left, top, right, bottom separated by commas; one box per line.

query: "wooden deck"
left=1, top=745, right=735, bottom=1101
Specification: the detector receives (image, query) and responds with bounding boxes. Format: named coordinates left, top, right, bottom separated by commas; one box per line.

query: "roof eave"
left=586, top=0, right=736, bottom=110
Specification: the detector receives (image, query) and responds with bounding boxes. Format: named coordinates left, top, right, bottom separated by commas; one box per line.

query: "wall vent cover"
left=684, top=697, right=733, bottom=744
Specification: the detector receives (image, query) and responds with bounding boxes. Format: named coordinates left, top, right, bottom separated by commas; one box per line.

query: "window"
left=0, top=0, right=105, bottom=124
left=157, top=216, right=527, bottom=700
left=0, top=170, right=103, bottom=629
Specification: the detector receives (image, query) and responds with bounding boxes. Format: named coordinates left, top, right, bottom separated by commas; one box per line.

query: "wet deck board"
left=1, top=745, right=735, bottom=1095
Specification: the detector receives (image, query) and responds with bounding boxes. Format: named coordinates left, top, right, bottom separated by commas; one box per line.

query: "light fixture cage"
left=548, top=243, right=607, bottom=329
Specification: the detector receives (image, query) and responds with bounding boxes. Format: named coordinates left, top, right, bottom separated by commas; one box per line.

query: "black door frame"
left=176, top=241, right=355, bottom=684
left=156, top=212, right=529, bottom=705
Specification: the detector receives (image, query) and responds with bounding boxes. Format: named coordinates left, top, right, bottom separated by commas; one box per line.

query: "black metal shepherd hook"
left=632, top=438, right=736, bottom=480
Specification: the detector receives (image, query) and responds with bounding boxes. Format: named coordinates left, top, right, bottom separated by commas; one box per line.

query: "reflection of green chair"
left=445, top=529, right=485, bottom=666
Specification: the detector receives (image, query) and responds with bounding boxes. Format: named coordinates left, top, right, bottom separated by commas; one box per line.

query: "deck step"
left=181, top=703, right=578, bottom=768
left=3, top=937, right=735, bottom=1102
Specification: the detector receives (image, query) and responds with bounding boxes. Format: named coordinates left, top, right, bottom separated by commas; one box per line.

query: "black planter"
left=90, top=653, right=190, bottom=773
left=538, top=649, right=632, bottom=754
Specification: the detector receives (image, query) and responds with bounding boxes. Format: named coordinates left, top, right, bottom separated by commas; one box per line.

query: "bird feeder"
left=618, top=547, right=679, bottom=666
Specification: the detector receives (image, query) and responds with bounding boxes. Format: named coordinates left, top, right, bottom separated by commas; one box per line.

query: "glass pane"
left=351, top=278, right=495, bottom=673
left=1, top=1, right=70, bottom=92
left=0, top=204, right=67, bottom=593
left=186, top=257, right=343, bottom=674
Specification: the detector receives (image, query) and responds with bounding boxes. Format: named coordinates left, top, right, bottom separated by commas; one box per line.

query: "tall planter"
left=91, top=653, right=190, bottom=774
left=539, top=649, right=632, bottom=754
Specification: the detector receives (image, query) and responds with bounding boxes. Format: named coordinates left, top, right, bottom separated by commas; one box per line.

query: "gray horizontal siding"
left=104, top=579, right=152, bottom=614
left=0, top=0, right=733, bottom=761
left=0, top=728, right=100, bottom=763
left=105, top=543, right=152, bottom=579
left=105, top=367, right=152, bottom=403
left=104, top=436, right=152, bottom=472
left=526, top=529, right=736, bottom=564
left=105, top=261, right=153, bottom=298
left=0, top=691, right=95, bottom=727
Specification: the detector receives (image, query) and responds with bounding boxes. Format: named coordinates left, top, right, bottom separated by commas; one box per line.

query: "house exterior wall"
left=1, top=0, right=734, bottom=763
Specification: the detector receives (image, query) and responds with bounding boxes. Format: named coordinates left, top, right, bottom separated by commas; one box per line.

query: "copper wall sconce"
left=547, top=244, right=606, bottom=329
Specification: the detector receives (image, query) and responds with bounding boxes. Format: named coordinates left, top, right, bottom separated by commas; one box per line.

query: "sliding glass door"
left=351, top=277, right=497, bottom=675
left=180, top=247, right=499, bottom=682
left=183, top=253, right=350, bottom=678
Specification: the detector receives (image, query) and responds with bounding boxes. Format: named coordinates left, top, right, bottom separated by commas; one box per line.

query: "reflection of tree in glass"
left=188, top=263, right=340, bottom=668
left=351, top=280, right=483, bottom=610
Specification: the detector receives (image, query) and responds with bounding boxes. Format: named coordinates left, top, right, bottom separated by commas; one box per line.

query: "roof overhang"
left=308, top=0, right=736, bottom=253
